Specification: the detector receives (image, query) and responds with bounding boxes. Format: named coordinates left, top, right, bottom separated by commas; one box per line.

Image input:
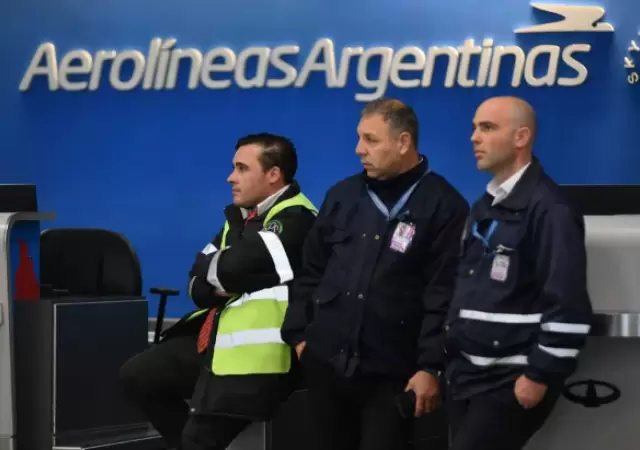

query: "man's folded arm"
left=206, top=207, right=317, bottom=295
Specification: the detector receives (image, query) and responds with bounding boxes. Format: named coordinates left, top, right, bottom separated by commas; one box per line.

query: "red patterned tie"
left=245, top=209, right=257, bottom=224
left=197, top=308, right=217, bottom=353
left=197, top=210, right=255, bottom=353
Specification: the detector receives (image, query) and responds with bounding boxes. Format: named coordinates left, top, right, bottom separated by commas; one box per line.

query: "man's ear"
left=514, top=126, right=532, bottom=148
left=398, top=131, right=413, bottom=156
left=266, top=166, right=282, bottom=184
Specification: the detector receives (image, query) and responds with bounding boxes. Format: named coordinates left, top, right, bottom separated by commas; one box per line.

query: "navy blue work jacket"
left=282, top=159, right=469, bottom=378
left=445, top=160, right=593, bottom=399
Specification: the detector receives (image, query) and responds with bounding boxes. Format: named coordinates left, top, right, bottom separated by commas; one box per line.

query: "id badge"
left=490, top=254, right=510, bottom=282
left=390, top=222, right=416, bottom=253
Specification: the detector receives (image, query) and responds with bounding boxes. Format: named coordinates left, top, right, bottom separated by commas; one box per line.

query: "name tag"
left=390, top=222, right=416, bottom=253
left=490, top=254, right=510, bottom=282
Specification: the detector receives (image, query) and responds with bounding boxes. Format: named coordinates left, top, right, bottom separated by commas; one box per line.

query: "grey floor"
left=527, top=337, right=640, bottom=450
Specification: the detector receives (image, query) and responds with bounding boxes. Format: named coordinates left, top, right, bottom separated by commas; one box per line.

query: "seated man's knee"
left=118, top=352, right=152, bottom=398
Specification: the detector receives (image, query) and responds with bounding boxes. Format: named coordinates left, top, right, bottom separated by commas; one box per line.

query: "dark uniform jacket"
left=445, top=159, right=593, bottom=400
left=281, top=158, right=469, bottom=379
left=164, top=182, right=316, bottom=419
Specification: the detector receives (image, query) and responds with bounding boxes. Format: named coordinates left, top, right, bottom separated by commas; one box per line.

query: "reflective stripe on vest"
left=186, top=308, right=209, bottom=321
left=212, top=192, right=317, bottom=375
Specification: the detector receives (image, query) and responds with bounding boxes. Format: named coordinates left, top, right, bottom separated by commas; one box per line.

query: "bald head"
left=471, top=96, right=536, bottom=181
left=479, top=96, right=537, bottom=143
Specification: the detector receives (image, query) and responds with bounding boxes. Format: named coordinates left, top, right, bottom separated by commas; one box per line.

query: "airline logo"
left=19, top=3, right=616, bottom=100
left=515, top=3, right=614, bottom=33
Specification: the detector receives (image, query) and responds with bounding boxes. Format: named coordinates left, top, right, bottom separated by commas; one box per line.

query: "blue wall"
left=1, top=0, right=638, bottom=318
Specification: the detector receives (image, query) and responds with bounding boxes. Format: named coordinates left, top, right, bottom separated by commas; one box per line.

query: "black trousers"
left=119, top=334, right=203, bottom=448
left=302, top=351, right=413, bottom=450
left=447, top=385, right=560, bottom=450
left=181, top=414, right=251, bottom=450
left=119, top=334, right=251, bottom=450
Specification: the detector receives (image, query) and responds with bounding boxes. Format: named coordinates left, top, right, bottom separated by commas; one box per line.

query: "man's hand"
left=404, top=370, right=440, bottom=417
left=514, top=375, right=547, bottom=409
left=217, top=291, right=234, bottom=297
left=295, top=341, right=306, bottom=360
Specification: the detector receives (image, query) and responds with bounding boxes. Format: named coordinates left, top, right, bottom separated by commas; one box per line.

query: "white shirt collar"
left=241, top=184, right=291, bottom=219
left=486, top=163, right=531, bottom=206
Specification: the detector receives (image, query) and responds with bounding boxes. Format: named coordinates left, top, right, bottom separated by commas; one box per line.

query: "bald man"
left=443, top=96, right=593, bottom=450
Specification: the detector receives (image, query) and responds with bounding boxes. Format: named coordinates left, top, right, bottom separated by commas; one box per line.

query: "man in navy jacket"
left=282, top=98, right=469, bottom=450
left=445, top=96, right=593, bottom=450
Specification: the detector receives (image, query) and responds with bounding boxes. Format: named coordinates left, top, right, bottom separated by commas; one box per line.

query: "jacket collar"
left=486, top=162, right=531, bottom=206
left=359, top=154, right=429, bottom=182
left=224, top=181, right=302, bottom=224
left=495, top=158, right=543, bottom=211
left=242, top=184, right=289, bottom=219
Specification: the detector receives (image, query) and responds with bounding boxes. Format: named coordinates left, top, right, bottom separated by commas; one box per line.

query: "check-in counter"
left=528, top=215, right=640, bottom=450
left=0, top=210, right=165, bottom=450
left=0, top=211, right=53, bottom=450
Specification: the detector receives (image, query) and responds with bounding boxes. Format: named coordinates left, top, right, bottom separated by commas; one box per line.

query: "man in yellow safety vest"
left=119, top=133, right=317, bottom=450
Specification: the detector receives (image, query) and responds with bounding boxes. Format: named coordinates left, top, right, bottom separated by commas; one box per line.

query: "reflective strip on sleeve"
left=257, top=231, right=294, bottom=283
left=541, top=322, right=591, bottom=334
left=538, top=344, right=580, bottom=358
left=206, top=249, right=227, bottom=293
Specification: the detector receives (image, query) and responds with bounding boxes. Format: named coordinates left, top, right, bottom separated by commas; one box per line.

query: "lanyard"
left=471, top=220, right=498, bottom=252
left=367, top=171, right=429, bottom=221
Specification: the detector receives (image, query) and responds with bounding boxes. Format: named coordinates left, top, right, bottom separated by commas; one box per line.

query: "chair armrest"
left=150, top=288, right=180, bottom=296
left=150, top=287, right=180, bottom=344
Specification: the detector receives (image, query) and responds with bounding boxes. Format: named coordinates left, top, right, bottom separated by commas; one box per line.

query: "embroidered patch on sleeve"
left=264, top=220, right=283, bottom=234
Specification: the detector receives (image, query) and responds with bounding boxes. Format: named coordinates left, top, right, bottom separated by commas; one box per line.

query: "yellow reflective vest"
left=190, top=192, right=316, bottom=375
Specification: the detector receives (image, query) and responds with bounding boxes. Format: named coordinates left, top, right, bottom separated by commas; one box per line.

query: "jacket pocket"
left=325, top=228, right=353, bottom=259
left=490, top=213, right=525, bottom=254
left=372, top=290, right=423, bottom=351
left=459, top=318, right=536, bottom=358
left=312, top=283, right=341, bottom=318
left=323, top=228, right=354, bottom=281
left=306, top=284, right=347, bottom=357
left=324, top=227, right=352, bottom=244
left=377, top=294, right=422, bottom=329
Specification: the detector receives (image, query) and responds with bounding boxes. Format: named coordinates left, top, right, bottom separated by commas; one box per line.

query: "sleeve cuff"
left=523, top=366, right=560, bottom=386
left=420, top=367, right=443, bottom=378
left=282, top=331, right=306, bottom=348
left=201, top=243, right=218, bottom=255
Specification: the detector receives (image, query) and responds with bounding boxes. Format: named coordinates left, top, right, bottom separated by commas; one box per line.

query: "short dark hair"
left=361, top=98, right=419, bottom=150
left=235, top=133, right=298, bottom=184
